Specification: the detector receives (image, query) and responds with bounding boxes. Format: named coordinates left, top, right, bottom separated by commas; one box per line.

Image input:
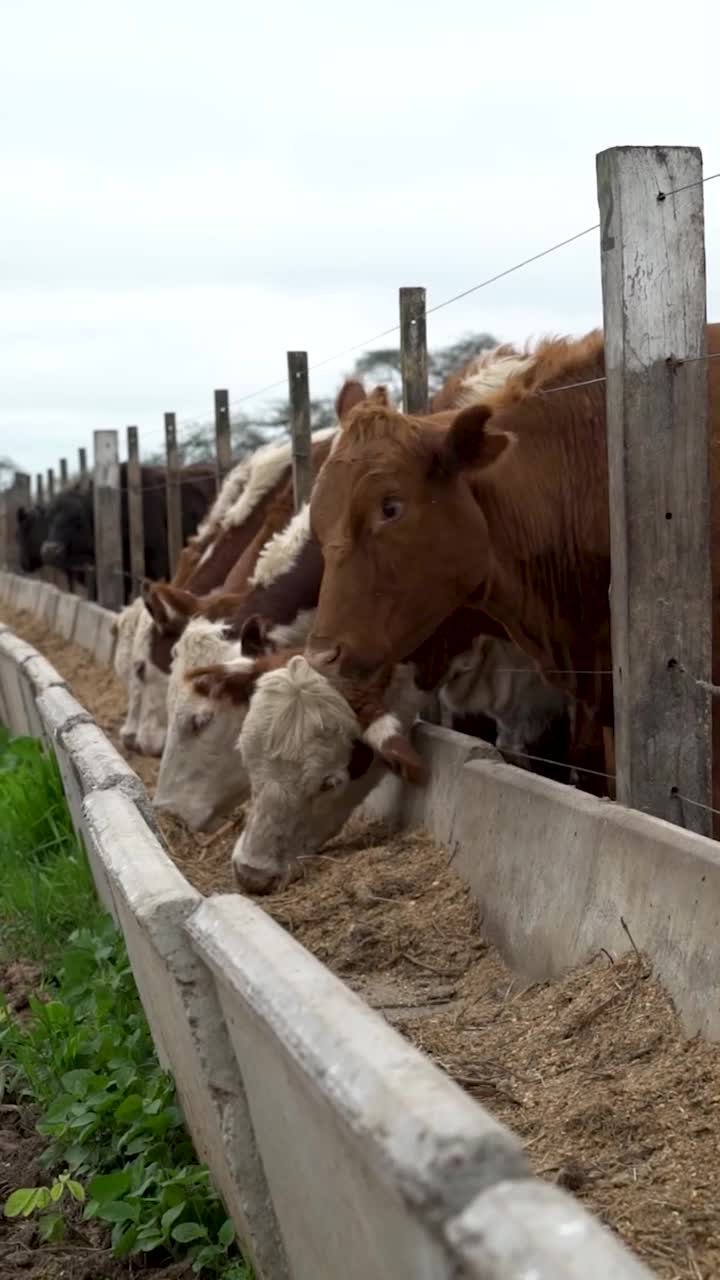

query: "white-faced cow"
left=127, top=427, right=337, bottom=756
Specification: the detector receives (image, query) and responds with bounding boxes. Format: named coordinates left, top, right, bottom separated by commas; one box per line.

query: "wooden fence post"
left=36, top=473, right=44, bottom=504
left=47, top=469, right=55, bottom=502
left=2, top=473, right=30, bottom=570
left=287, top=352, right=312, bottom=512
left=165, top=412, right=182, bottom=579
left=78, top=447, right=88, bottom=488
left=597, top=144, right=711, bottom=835
left=93, top=430, right=124, bottom=611
left=399, top=287, right=428, bottom=415
left=214, top=389, right=232, bottom=487
left=59, top=458, right=68, bottom=490
left=127, top=426, right=145, bottom=594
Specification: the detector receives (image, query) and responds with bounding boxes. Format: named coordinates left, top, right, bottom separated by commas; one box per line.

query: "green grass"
left=0, top=727, right=101, bottom=963
left=0, top=729, right=251, bottom=1278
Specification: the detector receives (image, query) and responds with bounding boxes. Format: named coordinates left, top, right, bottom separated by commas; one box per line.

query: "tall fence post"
left=214, top=389, right=232, bottom=488
left=287, top=352, right=312, bottom=513
left=47, top=468, right=55, bottom=502
left=1, top=472, right=30, bottom=571
left=78, top=447, right=88, bottom=488
left=165, top=412, right=182, bottom=579
left=59, top=458, right=68, bottom=490
left=36, top=473, right=44, bottom=504
left=93, top=430, right=124, bottom=611
left=127, top=426, right=145, bottom=595
left=400, top=286, right=428, bottom=415
left=597, top=144, right=711, bottom=835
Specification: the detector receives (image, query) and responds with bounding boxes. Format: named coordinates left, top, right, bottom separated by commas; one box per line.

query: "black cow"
left=40, top=464, right=216, bottom=602
left=16, top=506, right=49, bottom=573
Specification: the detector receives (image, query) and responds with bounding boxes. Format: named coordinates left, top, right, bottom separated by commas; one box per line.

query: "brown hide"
left=309, top=326, right=720, bottom=820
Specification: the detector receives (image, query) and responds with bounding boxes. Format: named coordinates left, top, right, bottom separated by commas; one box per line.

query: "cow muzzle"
left=41, top=540, right=66, bottom=568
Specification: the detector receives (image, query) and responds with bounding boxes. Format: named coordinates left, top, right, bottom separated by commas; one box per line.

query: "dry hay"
left=2, top=600, right=720, bottom=1279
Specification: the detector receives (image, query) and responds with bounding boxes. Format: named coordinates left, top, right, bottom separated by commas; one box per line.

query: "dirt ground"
left=3, top=601, right=720, bottom=1279
left=0, top=1092, right=193, bottom=1280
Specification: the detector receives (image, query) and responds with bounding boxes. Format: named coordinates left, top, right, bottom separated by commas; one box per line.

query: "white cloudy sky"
left=1, top=0, right=718, bottom=480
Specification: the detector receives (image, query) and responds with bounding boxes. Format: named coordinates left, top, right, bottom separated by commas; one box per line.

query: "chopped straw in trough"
left=3, top=599, right=720, bottom=1280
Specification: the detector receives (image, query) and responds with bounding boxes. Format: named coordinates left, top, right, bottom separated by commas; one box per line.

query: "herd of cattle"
left=17, top=326, right=720, bottom=890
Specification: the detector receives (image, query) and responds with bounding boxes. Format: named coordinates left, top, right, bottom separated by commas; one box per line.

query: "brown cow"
left=307, top=325, right=720, bottom=818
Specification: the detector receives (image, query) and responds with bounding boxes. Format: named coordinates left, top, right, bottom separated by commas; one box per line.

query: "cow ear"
left=434, top=404, right=514, bottom=476
left=147, top=583, right=198, bottom=636
left=335, top=379, right=366, bottom=421
left=368, top=385, right=390, bottom=407
left=347, top=739, right=375, bottom=780
left=240, top=613, right=271, bottom=657
left=377, top=734, right=428, bottom=785
left=187, top=662, right=259, bottom=704
left=361, top=712, right=428, bottom=785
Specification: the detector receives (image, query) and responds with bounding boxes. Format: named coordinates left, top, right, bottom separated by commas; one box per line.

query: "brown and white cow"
left=306, top=325, right=720, bottom=811
left=124, top=427, right=336, bottom=755
left=151, top=503, right=325, bottom=829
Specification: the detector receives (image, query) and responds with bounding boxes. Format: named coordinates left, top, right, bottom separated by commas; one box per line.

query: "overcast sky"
left=2, top=0, right=718, bottom=480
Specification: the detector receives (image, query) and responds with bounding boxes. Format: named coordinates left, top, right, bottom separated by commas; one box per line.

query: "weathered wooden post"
left=127, top=426, right=145, bottom=594
left=597, top=144, right=711, bottom=835
left=214, top=389, right=232, bottom=488
left=93, top=429, right=124, bottom=611
left=47, top=468, right=55, bottom=502
left=287, top=352, right=312, bottom=513
left=59, top=458, right=68, bottom=490
left=3, top=472, right=30, bottom=570
left=399, top=286, right=428, bottom=415
left=165, top=412, right=182, bottom=578
left=78, top=447, right=88, bottom=488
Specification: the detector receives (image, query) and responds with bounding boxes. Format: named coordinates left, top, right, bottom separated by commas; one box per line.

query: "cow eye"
left=134, top=660, right=146, bottom=682
left=190, top=709, right=212, bottom=736
left=319, top=770, right=347, bottom=793
left=380, top=496, right=404, bottom=523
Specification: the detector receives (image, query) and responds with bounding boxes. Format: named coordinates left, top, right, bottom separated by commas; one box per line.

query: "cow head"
left=151, top=617, right=254, bottom=830
left=221, top=654, right=424, bottom=895
left=41, top=487, right=94, bottom=572
left=307, top=398, right=514, bottom=678
left=16, top=506, right=48, bottom=573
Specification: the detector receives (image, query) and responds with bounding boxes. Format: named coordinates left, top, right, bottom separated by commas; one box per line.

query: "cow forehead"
left=240, top=661, right=359, bottom=776
left=167, top=620, right=242, bottom=717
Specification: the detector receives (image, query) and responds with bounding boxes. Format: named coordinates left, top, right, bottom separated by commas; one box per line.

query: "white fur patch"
left=221, top=427, right=336, bottom=531
left=455, top=352, right=535, bottom=409
left=113, top=596, right=145, bottom=685
left=249, top=503, right=310, bottom=589
left=242, top=655, right=359, bottom=764
left=267, top=607, right=316, bottom=651
left=362, top=713, right=403, bottom=753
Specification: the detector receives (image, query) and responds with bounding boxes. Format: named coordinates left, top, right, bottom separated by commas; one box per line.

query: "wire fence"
left=2, top=148, right=719, bottom=834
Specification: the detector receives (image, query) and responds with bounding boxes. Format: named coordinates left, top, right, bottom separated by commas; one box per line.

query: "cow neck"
left=225, top=536, right=324, bottom=639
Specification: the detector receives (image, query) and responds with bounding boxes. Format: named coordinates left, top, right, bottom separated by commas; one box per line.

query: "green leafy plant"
left=0, top=731, right=250, bottom=1277
left=4, top=1169, right=85, bottom=1242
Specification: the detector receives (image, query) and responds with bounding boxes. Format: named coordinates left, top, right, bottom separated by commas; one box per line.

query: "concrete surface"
left=72, top=600, right=102, bottom=652
left=446, top=1179, right=653, bottom=1278
left=189, top=895, right=529, bottom=1280
left=444, top=759, right=720, bottom=1040
left=93, top=606, right=117, bottom=665
left=82, top=791, right=287, bottom=1280
left=55, top=592, right=80, bottom=640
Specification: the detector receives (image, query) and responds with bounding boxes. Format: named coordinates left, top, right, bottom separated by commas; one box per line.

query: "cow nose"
left=120, top=729, right=138, bottom=751
left=233, top=861, right=284, bottom=896
left=41, top=540, right=64, bottom=567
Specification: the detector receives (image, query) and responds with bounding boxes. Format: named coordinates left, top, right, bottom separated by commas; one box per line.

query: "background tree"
left=144, top=330, right=500, bottom=465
